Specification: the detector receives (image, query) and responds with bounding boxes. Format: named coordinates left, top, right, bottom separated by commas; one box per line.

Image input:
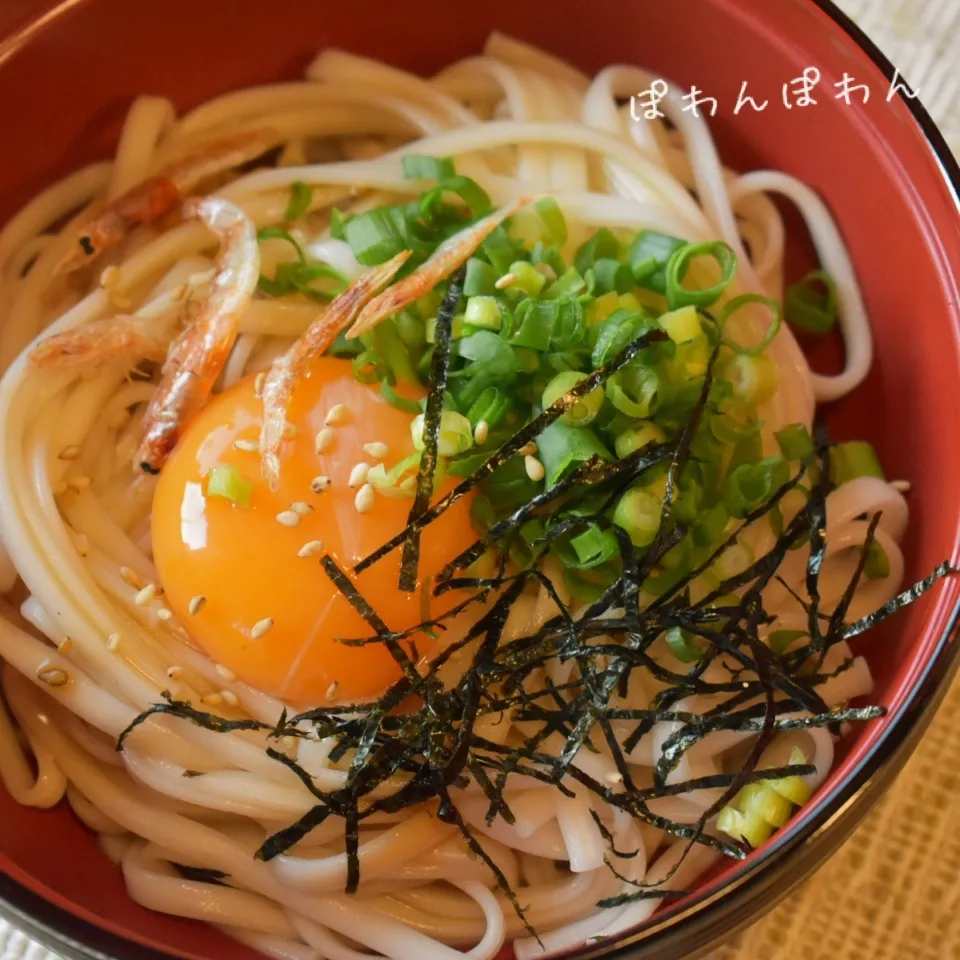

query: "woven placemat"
left=1, top=3, right=959, bottom=959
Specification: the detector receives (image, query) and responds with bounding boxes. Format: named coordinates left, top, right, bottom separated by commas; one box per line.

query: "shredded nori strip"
left=399, top=266, right=465, bottom=592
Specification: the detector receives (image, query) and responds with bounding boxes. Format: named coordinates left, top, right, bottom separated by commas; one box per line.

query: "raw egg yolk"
left=151, top=357, right=476, bottom=705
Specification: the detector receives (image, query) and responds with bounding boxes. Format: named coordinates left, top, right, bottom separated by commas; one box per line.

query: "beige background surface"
left=1, top=1, right=959, bottom=959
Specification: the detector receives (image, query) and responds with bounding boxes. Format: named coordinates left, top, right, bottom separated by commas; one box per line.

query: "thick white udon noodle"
left=0, top=32, right=905, bottom=960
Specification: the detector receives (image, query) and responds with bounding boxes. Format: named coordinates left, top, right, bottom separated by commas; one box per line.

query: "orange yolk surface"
left=151, top=357, right=476, bottom=705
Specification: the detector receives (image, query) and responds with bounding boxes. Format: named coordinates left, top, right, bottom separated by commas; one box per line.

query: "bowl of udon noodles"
left=0, top=0, right=959, bottom=959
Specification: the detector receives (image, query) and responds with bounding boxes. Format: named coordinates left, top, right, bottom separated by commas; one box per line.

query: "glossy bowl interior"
left=0, top=1, right=959, bottom=959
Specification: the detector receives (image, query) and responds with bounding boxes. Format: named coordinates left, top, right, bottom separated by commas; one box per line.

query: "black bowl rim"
left=1, top=1, right=959, bottom=959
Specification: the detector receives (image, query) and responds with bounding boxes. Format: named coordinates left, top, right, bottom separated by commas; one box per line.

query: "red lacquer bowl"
left=0, top=1, right=959, bottom=958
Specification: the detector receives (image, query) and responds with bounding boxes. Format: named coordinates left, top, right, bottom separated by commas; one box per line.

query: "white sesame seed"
left=58, top=444, right=81, bottom=461
left=518, top=442, right=538, bottom=457
left=67, top=475, right=92, bottom=491
left=99, top=265, right=121, bottom=289
left=355, top=483, right=375, bottom=514
left=276, top=510, right=301, bottom=527
left=363, top=442, right=388, bottom=460
left=234, top=438, right=259, bottom=453
left=315, top=427, right=335, bottom=454
left=605, top=771, right=624, bottom=785
left=891, top=480, right=911, bottom=493
left=172, top=283, right=189, bottom=302
left=109, top=292, right=132, bottom=311
left=134, top=583, right=157, bottom=606
left=73, top=533, right=89, bottom=557
left=220, top=690, right=239, bottom=706
left=283, top=421, right=298, bottom=439
left=58, top=637, right=74, bottom=656
left=107, top=633, right=121, bottom=653
left=473, top=420, right=489, bottom=445
left=37, top=665, right=68, bottom=687
left=252, top=617, right=274, bottom=639
left=325, top=404, right=349, bottom=426
left=282, top=736, right=298, bottom=750
left=189, top=595, right=206, bottom=616
left=291, top=501, right=313, bottom=516
left=494, top=272, right=516, bottom=290
left=326, top=681, right=339, bottom=700
left=254, top=373, right=266, bottom=397
left=166, top=665, right=182, bottom=678
left=157, top=607, right=173, bottom=621
left=120, top=566, right=142, bottom=589
left=525, top=455, right=545, bottom=482
left=348, top=462, right=371, bottom=488
left=311, top=475, right=331, bottom=493
left=202, top=693, right=223, bottom=707
left=215, top=663, right=236, bottom=680
left=298, top=539, right=326, bottom=558
left=53, top=480, right=68, bottom=497
left=400, top=476, right=418, bottom=495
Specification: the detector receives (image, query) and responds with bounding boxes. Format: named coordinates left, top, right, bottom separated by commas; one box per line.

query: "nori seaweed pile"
left=118, top=316, right=952, bottom=929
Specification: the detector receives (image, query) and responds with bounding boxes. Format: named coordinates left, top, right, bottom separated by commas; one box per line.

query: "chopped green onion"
left=395, top=311, right=425, bottom=348
left=343, top=206, right=411, bottom=265
left=536, top=420, right=612, bottom=488
left=693, top=503, right=729, bottom=548
left=665, top=626, right=704, bottom=662
left=658, top=305, right=703, bottom=344
left=465, top=387, right=511, bottom=429
left=543, top=266, right=585, bottom=300
left=830, top=441, right=885, bottom=485
left=717, top=806, right=775, bottom=847
left=481, top=225, right=522, bottom=275
left=738, top=782, right=793, bottom=828
left=330, top=207, right=348, bottom=240
left=664, top=241, right=737, bottom=310
left=542, top=371, right=604, bottom=426
left=411, top=411, right=473, bottom=457
left=534, top=197, right=567, bottom=245
left=614, top=421, right=666, bottom=459
left=456, top=330, right=518, bottom=382
left=507, top=260, right=547, bottom=298
left=721, top=353, right=780, bottom=406
left=591, top=258, right=634, bottom=295
left=420, top=176, right=492, bottom=219
left=380, top=380, right=422, bottom=414
left=627, top=230, right=685, bottom=293
left=569, top=524, right=618, bottom=567
left=284, top=181, right=312, bottom=222
left=352, top=350, right=389, bottom=384
left=768, top=629, right=807, bottom=655
left=613, top=487, right=662, bottom=547
left=605, top=364, right=659, bottom=418
left=206, top=464, right=254, bottom=508
left=464, top=258, right=497, bottom=297
left=402, top=154, right=456, bottom=180
left=591, top=309, right=650, bottom=368
left=864, top=539, right=891, bottom=580
left=786, top=270, right=839, bottom=335
left=775, top=423, right=815, bottom=462
left=575, top=228, right=620, bottom=275
left=717, top=294, right=782, bottom=356
left=767, top=747, right=815, bottom=805
left=257, top=226, right=305, bottom=261
left=464, top=296, right=503, bottom=331
left=723, top=457, right=789, bottom=518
